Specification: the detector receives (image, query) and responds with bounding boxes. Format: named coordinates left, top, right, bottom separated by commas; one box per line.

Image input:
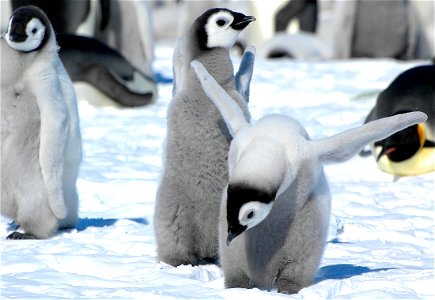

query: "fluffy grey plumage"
left=192, top=60, right=427, bottom=293
left=0, top=6, right=82, bottom=239
left=154, top=8, right=255, bottom=266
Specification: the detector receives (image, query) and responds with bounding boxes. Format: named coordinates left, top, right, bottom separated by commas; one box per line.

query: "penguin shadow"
left=313, top=264, right=395, bottom=283
left=74, top=217, right=148, bottom=232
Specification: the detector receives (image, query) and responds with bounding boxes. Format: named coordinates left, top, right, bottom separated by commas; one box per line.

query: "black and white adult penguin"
left=364, top=64, right=435, bottom=176
left=191, top=59, right=427, bottom=294
left=0, top=6, right=82, bottom=239
left=154, top=8, right=255, bottom=266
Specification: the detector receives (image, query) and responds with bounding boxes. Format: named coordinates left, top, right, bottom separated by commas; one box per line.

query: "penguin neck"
left=195, top=47, right=236, bottom=90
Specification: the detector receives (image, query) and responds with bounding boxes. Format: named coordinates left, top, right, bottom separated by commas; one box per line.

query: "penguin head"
left=375, top=111, right=427, bottom=163
left=5, top=6, right=51, bottom=53
left=195, top=8, right=255, bottom=50
left=226, top=183, right=276, bottom=245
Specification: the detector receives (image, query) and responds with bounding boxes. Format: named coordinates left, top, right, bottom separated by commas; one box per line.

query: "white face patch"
left=239, top=201, right=273, bottom=229
left=205, top=11, right=240, bottom=49
left=6, top=17, right=45, bottom=52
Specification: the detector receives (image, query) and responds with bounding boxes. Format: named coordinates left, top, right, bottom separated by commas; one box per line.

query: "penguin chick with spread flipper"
left=192, top=60, right=427, bottom=293
left=364, top=64, right=434, bottom=176
left=1, top=6, right=82, bottom=239
left=154, top=8, right=255, bottom=266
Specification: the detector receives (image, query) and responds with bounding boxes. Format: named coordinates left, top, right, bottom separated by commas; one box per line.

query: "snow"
left=1, top=47, right=434, bottom=299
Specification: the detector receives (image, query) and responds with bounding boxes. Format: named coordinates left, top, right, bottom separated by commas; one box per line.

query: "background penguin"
left=363, top=64, right=434, bottom=176
left=56, top=33, right=156, bottom=108
left=154, top=8, right=255, bottom=266
left=191, top=60, right=427, bottom=293
left=0, top=6, right=82, bottom=239
left=9, top=0, right=157, bottom=107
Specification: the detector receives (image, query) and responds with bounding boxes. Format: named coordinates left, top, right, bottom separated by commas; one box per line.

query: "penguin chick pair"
left=364, top=64, right=435, bottom=176
left=1, top=6, right=82, bottom=239
left=191, top=60, right=427, bottom=293
left=154, top=8, right=255, bottom=266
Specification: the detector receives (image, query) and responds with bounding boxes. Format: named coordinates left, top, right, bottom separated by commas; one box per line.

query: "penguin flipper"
left=192, top=60, right=249, bottom=136
left=32, top=65, right=68, bottom=219
left=313, top=111, right=428, bottom=164
left=84, top=65, right=156, bottom=107
left=58, top=34, right=156, bottom=107
left=235, top=45, right=256, bottom=102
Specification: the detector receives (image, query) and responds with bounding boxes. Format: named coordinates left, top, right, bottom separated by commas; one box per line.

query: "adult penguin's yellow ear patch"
left=417, top=123, right=425, bottom=148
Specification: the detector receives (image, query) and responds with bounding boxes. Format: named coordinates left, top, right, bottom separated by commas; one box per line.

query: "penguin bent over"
left=364, top=64, right=435, bottom=176
left=1, top=6, right=82, bottom=239
left=154, top=8, right=255, bottom=266
left=191, top=60, right=427, bottom=293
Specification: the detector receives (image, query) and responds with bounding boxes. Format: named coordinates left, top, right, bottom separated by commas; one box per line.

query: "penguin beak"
left=227, top=224, right=247, bottom=246
left=231, top=16, right=256, bottom=30
left=8, top=31, right=27, bottom=42
left=376, top=146, right=397, bottom=162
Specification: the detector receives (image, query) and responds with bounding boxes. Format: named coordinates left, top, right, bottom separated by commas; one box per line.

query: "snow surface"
left=1, top=46, right=434, bottom=299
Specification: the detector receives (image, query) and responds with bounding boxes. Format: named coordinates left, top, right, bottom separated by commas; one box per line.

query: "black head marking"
left=7, top=5, right=51, bottom=52
left=226, top=184, right=276, bottom=244
left=193, top=8, right=254, bottom=50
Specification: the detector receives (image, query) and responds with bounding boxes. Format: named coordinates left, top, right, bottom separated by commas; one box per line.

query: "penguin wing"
left=31, top=63, right=69, bottom=219
left=192, top=60, right=249, bottom=137
left=235, top=45, right=256, bottom=102
left=172, top=38, right=189, bottom=96
left=313, top=111, right=428, bottom=164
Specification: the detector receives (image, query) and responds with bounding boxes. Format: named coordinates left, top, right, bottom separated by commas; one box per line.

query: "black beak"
left=376, top=146, right=397, bottom=162
left=226, top=224, right=247, bottom=246
left=231, top=16, right=256, bottom=30
left=9, top=31, right=27, bottom=42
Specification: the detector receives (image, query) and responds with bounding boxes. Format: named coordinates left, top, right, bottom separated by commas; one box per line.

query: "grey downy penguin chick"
left=363, top=64, right=435, bottom=176
left=191, top=60, right=427, bottom=293
left=154, top=8, right=255, bottom=266
left=1, top=6, right=82, bottom=239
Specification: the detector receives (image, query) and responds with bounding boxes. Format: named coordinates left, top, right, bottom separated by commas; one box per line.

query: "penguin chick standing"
left=192, top=60, right=427, bottom=293
left=1, top=6, right=82, bottom=239
left=364, top=64, right=435, bottom=176
left=154, top=8, right=255, bottom=266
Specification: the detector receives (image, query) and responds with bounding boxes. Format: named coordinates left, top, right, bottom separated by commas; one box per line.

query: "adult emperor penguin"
left=364, top=64, right=435, bottom=176
left=0, top=6, right=82, bottom=239
left=154, top=8, right=255, bottom=266
left=191, top=60, right=427, bottom=293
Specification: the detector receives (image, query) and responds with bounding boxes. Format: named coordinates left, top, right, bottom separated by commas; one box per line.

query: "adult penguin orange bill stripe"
left=364, top=64, right=434, bottom=176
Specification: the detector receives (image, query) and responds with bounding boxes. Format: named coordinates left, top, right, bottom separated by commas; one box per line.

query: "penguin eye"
left=216, top=19, right=226, bottom=27
left=247, top=211, right=254, bottom=219
left=31, top=28, right=37, bottom=34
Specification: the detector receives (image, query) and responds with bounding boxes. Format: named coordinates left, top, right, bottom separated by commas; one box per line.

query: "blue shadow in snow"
left=328, top=238, right=352, bottom=244
left=75, top=217, right=148, bottom=231
left=314, top=264, right=395, bottom=283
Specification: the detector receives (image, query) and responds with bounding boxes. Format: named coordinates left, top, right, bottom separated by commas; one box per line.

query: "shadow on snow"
left=314, top=264, right=395, bottom=283
left=75, top=217, right=148, bottom=231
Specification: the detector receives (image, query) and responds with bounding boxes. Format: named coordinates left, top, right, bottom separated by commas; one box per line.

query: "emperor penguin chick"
left=154, top=8, right=255, bottom=266
left=192, top=60, right=427, bottom=293
left=1, top=6, right=82, bottom=239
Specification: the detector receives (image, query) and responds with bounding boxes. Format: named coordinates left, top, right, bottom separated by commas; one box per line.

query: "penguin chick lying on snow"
left=191, top=60, right=427, bottom=294
left=154, top=8, right=255, bottom=267
left=363, top=64, right=434, bottom=176
left=0, top=6, right=82, bottom=239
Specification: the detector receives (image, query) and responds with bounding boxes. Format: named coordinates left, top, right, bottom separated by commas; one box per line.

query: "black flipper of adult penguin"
left=363, top=64, right=435, bottom=176
left=57, top=33, right=156, bottom=107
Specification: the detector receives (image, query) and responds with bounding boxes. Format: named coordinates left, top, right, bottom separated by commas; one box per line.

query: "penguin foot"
left=6, top=232, right=36, bottom=240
